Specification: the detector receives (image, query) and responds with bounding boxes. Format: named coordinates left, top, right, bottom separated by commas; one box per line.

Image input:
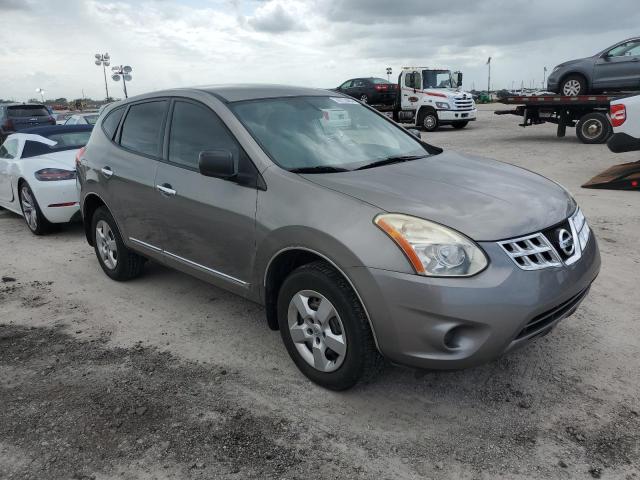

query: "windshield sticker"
left=330, top=97, right=359, bottom=105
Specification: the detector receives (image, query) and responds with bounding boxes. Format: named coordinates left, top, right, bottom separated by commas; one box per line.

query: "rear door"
left=101, top=99, right=168, bottom=250
left=593, top=40, right=640, bottom=89
left=7, top=105, right=53, bottom=131
left=153, top=98, right=258, bottom=286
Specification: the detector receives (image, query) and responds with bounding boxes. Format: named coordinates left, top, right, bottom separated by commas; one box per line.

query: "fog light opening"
left=443, top=327, right=463, bottom=350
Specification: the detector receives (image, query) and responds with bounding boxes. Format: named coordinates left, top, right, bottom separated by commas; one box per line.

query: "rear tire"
left=277, top=261, right=383, bottom=390
left=560, top=75, right=587, bottom=96
left=452, top=121, right=469, bottom=129
left=360, top=94, right=368, bottom=104
left=91, top=206, right=146, bottom=281
left=19, top=182, right=51, bottom=235
left=576, top=112, right=611, bottom=144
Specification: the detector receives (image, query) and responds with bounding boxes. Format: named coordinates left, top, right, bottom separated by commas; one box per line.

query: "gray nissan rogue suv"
left=77, top=85, right=600, bottom=390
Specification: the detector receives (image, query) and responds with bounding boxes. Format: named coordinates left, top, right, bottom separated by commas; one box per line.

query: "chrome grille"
left=498, top=233, right=563, bottom=270
left=453, top=97, right=473, bottom=110
left=499, top=208, right=591, bottom=271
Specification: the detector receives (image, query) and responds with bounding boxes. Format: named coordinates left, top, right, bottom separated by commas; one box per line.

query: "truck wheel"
left=576, top=112, right=611, bottom=144
left=452, top=121, right=468, bottom=129
left=561, top=75, right=587, bottom=96
left=418, top=109, right=439, bottom=132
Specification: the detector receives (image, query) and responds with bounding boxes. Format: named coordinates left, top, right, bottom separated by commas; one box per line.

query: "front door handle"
left=156, top=184, right=176, bottom=196
left=101, top=166, right=113, bottom=178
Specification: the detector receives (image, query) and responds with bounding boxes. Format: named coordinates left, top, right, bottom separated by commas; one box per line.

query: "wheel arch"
left=82, top=192, right=110, bottom=246
left=559, top=71, right=590, bottom=92
left=262, top=246, right=380, bottom=351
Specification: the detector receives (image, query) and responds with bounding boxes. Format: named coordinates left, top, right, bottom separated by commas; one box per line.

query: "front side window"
left=168, top=101, right=239, bottom=170
left=607, top=40, right=640, bottom=57
left=0, top=139, right=19, bottom=159
left=423, top=70, right=453, bottom=88
left=120, top=100, right=167, bottom=157
left=231, top=96, right=431, bottom=171
left=405, top=72, right=422, bottom=89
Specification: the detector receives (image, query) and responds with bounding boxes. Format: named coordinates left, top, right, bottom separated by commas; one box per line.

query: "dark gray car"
left=547, top=37, right=640, bottom=95
left=0, top=103, right=56, bottom=141
left=77, top=85, right=600, bottom=390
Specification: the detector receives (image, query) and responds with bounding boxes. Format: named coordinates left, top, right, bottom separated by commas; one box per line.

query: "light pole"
left=95, top=53, right=111, bottom=101
left=386, top=67, right=392, bottom=82
left=35, top=88, right=45, bottom=103
left=486, top=57, right=491, bottom=96
left=111, top=65, right=133, bottom=98
left=543, top=66, right=547, bottom=90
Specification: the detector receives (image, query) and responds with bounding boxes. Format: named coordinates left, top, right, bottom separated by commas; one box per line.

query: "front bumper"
left=437, top=108, right=477, bottom=123
left=547, top=72, right=560, bottom=93
left=607, top=132, right=640, bottom=153
left=348, top=235, right=600, bottom=370
left=35, top=179, right=81, bottom=224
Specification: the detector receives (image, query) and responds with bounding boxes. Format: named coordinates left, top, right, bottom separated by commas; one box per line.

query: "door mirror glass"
left=198, top=150, right=236, bottom=179
left=456, top=72, right=463, bottom=87
left=407, top=128, right=421, bottom=139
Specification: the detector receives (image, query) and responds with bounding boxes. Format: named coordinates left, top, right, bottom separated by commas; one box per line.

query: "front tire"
left=561, top=75, right=587, bottom=96
left=418, top=109, right=439, bottom=132
left=360, top=94, right=368, bottom=104
left=576, top=112, right=611, bottom=144
left=452, top=121, right=469, bottom=129
left=19, top=182, right=51, bottom=235
left=91, top=206, right=146, bottom=281
left=277, top=261, right=383, bottom=390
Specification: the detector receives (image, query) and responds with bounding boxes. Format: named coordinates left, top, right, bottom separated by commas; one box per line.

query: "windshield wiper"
left=289, top=166, right=350, bottom=174
left=355, top=154, right=427, bottom=170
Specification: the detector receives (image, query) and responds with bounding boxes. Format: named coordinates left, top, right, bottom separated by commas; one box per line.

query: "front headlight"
left=435, top=102, right=450, bottom=109
left=374, top=213, right=488, bottom=277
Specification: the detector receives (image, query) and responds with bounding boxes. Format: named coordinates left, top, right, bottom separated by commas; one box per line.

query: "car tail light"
left=75, top=146, right=86, bottom=169
left=375, top=84, right=388, bottom=91
left=610, top=104, right=626, bottom=127
left=2, top=119, right=14, bottom=131
left=34, top=168, right=76, bottom=181
left=48, top=115, right=56, bottom=125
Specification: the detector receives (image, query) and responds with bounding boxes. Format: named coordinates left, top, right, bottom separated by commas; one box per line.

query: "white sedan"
left=0, top=125, right=93, bottom=234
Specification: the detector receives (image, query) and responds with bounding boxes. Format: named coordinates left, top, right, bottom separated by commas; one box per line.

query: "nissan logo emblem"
left=557, top=229, right=575, bottom=256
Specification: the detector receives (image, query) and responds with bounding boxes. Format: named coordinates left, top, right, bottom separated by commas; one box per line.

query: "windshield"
left=231, top=96, right=430, bottom=171
left=423, top=70, right=454, bottom=89
left=21, top=131, right=92, bottom=158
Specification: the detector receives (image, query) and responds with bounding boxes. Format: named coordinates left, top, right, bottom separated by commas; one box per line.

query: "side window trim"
left=115, top=98, right=170, bottom=160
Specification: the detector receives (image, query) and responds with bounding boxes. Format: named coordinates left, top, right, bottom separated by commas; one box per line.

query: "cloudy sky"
left=0, top=0, right=638, bottom=101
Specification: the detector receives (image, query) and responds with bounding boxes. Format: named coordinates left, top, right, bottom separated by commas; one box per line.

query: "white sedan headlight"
left=374, top=213, right=488, bottom=277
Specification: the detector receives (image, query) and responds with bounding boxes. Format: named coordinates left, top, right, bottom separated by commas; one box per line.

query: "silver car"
left=547, top=37, right=640, bottom=95
left=77, top=86, right=600, bottom=390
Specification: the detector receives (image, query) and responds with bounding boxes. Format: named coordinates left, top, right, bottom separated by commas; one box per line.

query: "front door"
left=593, top=39, right=640, bottom=90
left=153, top=99, right=257, bottom=286
left=0, top=138, right=19, bottom=203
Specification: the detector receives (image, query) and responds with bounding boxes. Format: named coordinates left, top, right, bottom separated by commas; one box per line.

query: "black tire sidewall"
left=91, top=207, right=130, bottom=280
left=277, top=267, right=369, bottom=390
left=452, top=121, right=468, bottom=129
left=421, top=111, right=439, bottom=131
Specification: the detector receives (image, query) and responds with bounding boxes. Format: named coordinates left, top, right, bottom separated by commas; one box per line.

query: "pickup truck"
left=608, top=94, right=640, bottom=153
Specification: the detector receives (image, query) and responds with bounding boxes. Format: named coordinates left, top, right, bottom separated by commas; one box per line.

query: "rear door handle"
left=101, top=166, right=113, bottom=178
left=156, top=184, right=176, bottom=196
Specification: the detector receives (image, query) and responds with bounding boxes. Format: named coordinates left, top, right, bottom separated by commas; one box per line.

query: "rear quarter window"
left=101, top=107, right=125, bottom=140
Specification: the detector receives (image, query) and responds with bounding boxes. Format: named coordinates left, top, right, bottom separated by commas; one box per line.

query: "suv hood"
left=302, top=152, right=575, bottom=241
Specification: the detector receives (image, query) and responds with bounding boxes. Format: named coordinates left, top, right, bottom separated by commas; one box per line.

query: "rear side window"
left=101, top=107, right=125, bottom=140
left=0, top=139, right=19, bottom=159
left=120, top=101, right=167, bottom=157
left=168, top=101, right=239, bottom=169
left=7, top=105, right=49, bottom=117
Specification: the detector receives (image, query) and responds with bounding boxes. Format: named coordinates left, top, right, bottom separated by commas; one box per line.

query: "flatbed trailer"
left=495, top=94, right=627, bottom=144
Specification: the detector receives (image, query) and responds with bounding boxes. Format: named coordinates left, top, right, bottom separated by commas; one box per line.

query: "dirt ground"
left=1, top=105, right=639, bottom=480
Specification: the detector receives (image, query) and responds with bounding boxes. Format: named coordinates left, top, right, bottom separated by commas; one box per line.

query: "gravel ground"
left=1, top=105, right=639, bottom=479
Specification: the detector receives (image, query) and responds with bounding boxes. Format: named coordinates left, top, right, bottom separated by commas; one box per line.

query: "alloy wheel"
left=95, top=220, right=118, bottom=270
left=423, top=115, right=437, bottom=130
left=20, top=186, right=38, bottom=231
left=562, top=79, right=581, bottom=96
left=287, top=290, right=347, bottom=372
left=360, top=95, right=368, bottom=104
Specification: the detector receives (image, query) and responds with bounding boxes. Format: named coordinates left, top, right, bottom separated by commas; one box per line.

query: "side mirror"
left=407, top=128, right=421, bottom=139
left=198, top=150, right=236, bottom=179
left=456, top=72, right=463, bottom=87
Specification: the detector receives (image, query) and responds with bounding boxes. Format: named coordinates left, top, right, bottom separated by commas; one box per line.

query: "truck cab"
left=394, top=67, right=477, bottom=131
